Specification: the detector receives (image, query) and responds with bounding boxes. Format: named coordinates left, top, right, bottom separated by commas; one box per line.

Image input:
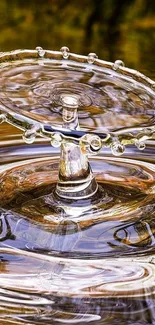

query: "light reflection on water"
left=0, top=60, right=155, bottom=324
left=0, top=136, right=155, bottom=324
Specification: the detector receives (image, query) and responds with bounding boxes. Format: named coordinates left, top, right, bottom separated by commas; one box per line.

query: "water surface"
left=0, top=55, right=155, bottom=325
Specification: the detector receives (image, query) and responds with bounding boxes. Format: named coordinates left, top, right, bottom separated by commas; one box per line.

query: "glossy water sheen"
left=0, top=60, right=155, bottom=324
left=0, top=131, right=155, bottom=325
left=0, top=59, right=154, bottom=134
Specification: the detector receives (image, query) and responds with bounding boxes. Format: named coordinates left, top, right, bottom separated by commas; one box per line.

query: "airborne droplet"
left=111, top=141, right=125, bottom=156
left=23, top=130, right=36, bottom=144
left=51, top=132, right=62, bottom=147
left=60, top=46, right=70, bottom=59
left=113, top=60, right=125, bottom=71
left=36, top=46, right=45, bottom=57
left=87, top=53, right=98, bottom=64
left=135, top=139, right=146, bottom=151
left=0, top=113, right=6, bottom=124
left=89, top=135, right=102, bottom=152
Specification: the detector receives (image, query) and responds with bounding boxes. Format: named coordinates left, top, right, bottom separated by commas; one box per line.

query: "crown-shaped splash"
left=0, top=46, right=155, bottom=201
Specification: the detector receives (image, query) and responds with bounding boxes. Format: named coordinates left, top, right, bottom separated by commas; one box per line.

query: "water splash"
left=0, top=48, right=154, bottom=324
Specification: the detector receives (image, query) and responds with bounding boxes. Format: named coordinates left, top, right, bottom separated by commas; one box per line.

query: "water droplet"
left=151, top=83, right=155, bottom=90
left=0, top=113, right=6, bottom=124
left=135, top=139, right=146, bottom=151
left=60, top=46, right=70, bottom=59
left=89, top=135, right=102, bottom=152
left=144, top=128, right=153, bottom=136
left=80, top=134, right=101, bottom=154
left=51, top=133, right=62, bottom=147
left=36, top=46, right=45, bottom=57
left=80, top=134, right=89, bottom=154
left=111, top=141, right=125, bottom=156
left=23, top=130, right=36, bottom=144
left=113, top=60, right=125, bottom=71
left=87, top=53, right=98, bottom=64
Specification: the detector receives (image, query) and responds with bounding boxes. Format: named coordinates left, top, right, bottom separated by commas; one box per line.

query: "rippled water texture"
left=0, top=55, right=155, bottom=324
left=0, top=56, right=154, bottom=133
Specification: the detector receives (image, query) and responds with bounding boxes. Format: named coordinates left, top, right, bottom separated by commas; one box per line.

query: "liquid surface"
left=0, top=59, right=154, bottom=133
left=0, top=59, right=155, bottom=325
left=0, top=139, right=155, bottom=325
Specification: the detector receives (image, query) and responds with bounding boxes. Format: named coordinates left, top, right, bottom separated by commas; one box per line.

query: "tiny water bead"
left=60, top=46, right=70, bottom=59
left=80, top=134, right=102, bottom=154
left=87, top=52, right=98, bottom=64
left=113, top=59, right=125, bottom=71
left=151, top=82, right=155, bottom=90
left=0, top=113, right=6, bottom=124
left=51, top=132, right=62, bottom=147
left=22, top=130, right=36, bottom=144
left=111, top=140, right=125, bottom=156
left=89, top=135, right=102, bottom=152
left=135, top=139, right=146, bottom=151
left=36, top=46, right=45, bottom=57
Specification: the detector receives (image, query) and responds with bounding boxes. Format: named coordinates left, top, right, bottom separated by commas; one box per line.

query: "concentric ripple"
left=0, top=156, right=155, bottom=258
left=0, top=145, right=155, bottom=324
left=0, top=51, right=155, bottom=324
left=0, top=248, right=154, bottom=299
left=0, top=60, right=155, bottom=133
left=0, top=248, right=154, bottom=324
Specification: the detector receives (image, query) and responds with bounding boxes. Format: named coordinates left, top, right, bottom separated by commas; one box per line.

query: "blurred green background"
left=0, top=0, right=154, bottom=77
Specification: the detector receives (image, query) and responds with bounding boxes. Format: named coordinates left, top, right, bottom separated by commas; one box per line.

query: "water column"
left=56, top=94, right=98, bottom=199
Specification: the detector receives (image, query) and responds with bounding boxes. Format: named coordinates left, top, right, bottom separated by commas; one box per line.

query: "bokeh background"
left=0, top=0, right=154, bottom=77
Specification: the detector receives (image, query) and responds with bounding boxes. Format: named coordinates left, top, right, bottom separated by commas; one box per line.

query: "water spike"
left=87, top=53, right=98, bottom=64
left=113, top=59, right=125, bottom=71
left=60, top=46, right=70, bottom=59
left=55, top=92, right=98, bottom=200
left=36, top=46, right=45, bottom=57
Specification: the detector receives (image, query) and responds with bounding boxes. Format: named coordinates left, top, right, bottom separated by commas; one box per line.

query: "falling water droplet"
left=113, top=60, right=125, bottom=71
left=0, top=113, right=6, bottom=124
left=36, top=46, right=45, bottom=57
left=51, top=132, right=62, bottom=147
left=23, top=130, right=36, bottom=144
left=135, top=139, right=146, bottom=151
left=60, top=46, right=70, bottom=59
left=111, top=141, right=125, bottom=156
left=87, top=53, right=98, bottom=64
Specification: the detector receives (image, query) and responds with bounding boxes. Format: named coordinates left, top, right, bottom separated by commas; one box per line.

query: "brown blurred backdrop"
left=0, top=0, right=154, bottom=76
